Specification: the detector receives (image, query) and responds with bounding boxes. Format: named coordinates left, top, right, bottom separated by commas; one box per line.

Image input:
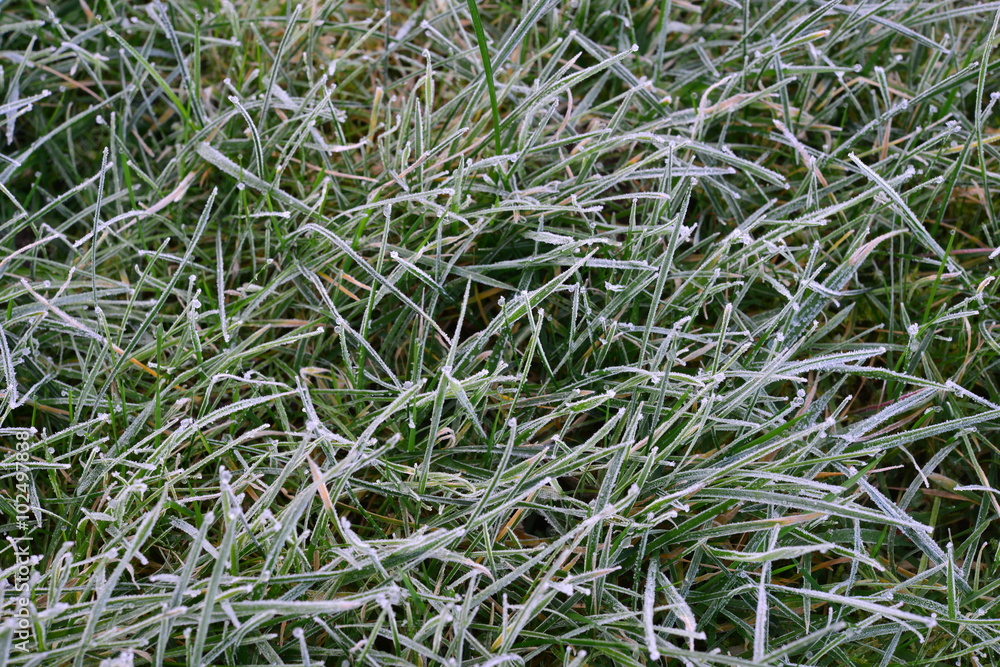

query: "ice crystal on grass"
left=1, top=1, right=999, bottom=665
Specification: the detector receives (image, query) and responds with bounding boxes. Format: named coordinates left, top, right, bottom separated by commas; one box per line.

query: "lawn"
left=2, top=0, right=1000, bottom=665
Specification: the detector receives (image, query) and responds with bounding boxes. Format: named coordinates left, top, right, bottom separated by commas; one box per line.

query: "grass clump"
left=2, top=0, right=1000, bottom=665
